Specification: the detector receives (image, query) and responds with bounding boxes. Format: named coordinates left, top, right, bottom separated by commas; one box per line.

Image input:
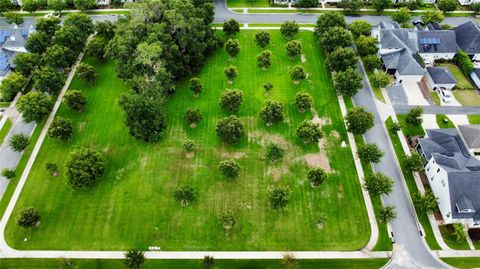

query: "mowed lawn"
left=5, top=31, right=369, bottom=250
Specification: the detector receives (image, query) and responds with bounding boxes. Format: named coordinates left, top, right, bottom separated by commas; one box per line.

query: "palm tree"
left=124, top=249, right=146, bottom=269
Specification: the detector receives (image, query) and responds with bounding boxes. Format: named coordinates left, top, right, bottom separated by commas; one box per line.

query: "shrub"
left=1, top=168, right=16, bottom=179
left=174, top=185, right=196, bottom=206
left=379, top=206, right=397, bottom=224
left=363, top=172, right=394, bottom=196
left=348, top=20, right=372, bottom=38
left=308, top=168, right=327, bottom=187
left=9, top=133, right=30, bottom=152
left=405, top=152, right=424, bottom=172
left=391, top=7, right=411, bottom=24
left=422, top=10, right=444, bottom=24
left=182, top=140, right=196, bottom=153
left=285, top=40, right=302, bottom=60
left=218, top=159, right=240, bottom=180
left=219, top=89, right=243, bottom=113
left=76, top=63, right=97, bottom=85
left=296, top=120, right=322, bottom=145
left=224, top=65, right=238, bottom=83
left=268, top=185, right=291, bottom=209
left=257, top=50, right=272, bottom=70
left=265, top=143, right=285, bottom=163
left=225, top=39, right=241, bottom=58
left=189, top=77, right=203, bottom=97
left=255, top=31, right=271, bottom=48
left=17, top=207, right=40, bottom=228
left=281, top=253, right=297, bottom=268
left=124, top=250, right=146, bottom=269
left=362, top=55, right=382, bottom=71
left=294, top=92, right=313, bottom=112
left=405, top=106, right=423, bottom=126
left=215, top=115, right=245, bottom=144
left=65, top=147, right=105, bottom=190
left=455, top=50, right=474, bottom=76
left=357, top=143, right=384, bottom=164
left=223, top=19, right=240, bottom=36
left=414, top=190, right=438, bottom=213
left=63, top=90, right=87, bottom=112
left=345, top=106, right=374, bottom=134
left=48, top=117, right=73, bottom=142
left=263, top=82, right=273, bottom=93
left=203, top=255, right=215, bottom=267
left=259, top=100, right=284, bottom=126
left=219, top=210, right=238, bottom=230
left=184, top=108, right=202, bottom=128
left=280, top=21, right=299, bottom=39
left=289, top=65, right=306, bottom=84
left=45, top=162, right=58, bottom=176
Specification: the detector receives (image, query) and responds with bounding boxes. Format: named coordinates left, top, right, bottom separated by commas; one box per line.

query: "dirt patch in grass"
left=267, top=165, right=290, bottom=181
left=311, top=115, right=331, bottom=127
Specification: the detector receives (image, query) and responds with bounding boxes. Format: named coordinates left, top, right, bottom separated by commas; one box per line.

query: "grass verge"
left=442, top=258, right=480, bottom=269
left=0, top=117, right=12, bottom=145
left=385, top=117, right=441, bottom=250
left=396, top=114, right=425, bottom=137
left=436, top=114, right=455, bottom=129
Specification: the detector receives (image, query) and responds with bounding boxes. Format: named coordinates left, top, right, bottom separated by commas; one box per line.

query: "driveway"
left=402, top=78, right=429, bottom=106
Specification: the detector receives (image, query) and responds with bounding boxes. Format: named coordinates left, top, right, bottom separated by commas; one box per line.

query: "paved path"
left=0, top=51, right=85, bottom=258
left=353, top=61, right=452, bottom=268
left=394, top=105, right=480, bottom=115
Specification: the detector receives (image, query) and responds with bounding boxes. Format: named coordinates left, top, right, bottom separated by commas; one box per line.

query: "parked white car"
left=439, top=88, right=452, bottom=103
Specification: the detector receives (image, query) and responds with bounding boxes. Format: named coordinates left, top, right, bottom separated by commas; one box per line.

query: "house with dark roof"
left=425, top=66, right=457, bottom=90
left=0, top=25, right=34, bottom=82
left=453, top=21, right=480, bottom=62
left=417, top=30, right=457, bottom=65
left=417, top=127, right=480, bottom=229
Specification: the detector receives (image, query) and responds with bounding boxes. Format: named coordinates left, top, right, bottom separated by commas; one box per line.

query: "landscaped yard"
left=396, top=114, right=426, bottom=137
left=436, top=114, right=455, bottom=129
left=468, top=115, right=480, bottom=124
left=4, top=31, right=370, bottom=251
left=453, top=90, right=480, bottom=106
left=439, top=225, right=470, bottom=250
left=0, top=117, right=12, bottom=145
left=438, top=63, right=475, bottom=90
left=442, top=258, right=480, bottom=269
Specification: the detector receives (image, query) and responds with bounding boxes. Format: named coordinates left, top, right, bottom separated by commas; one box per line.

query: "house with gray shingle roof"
left=0, top=24, right=34, bottom=82
left=417, top=127, right=480, bottom=229
left=426, top=66, right=457, bottom=90
left=417, top=30, right=457, bottom=65
left=453, top=21, right=480, bottom=62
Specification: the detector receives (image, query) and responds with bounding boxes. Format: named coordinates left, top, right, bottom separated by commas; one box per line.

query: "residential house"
left=453, top=21, right=480, bottom=62
left=457, top=0, right=480, bottom=5
left=0, top=25, right=34, bottom=81
left=425, top=66, right=457, bottom=90
left=417, top=127, right=480, bottom=229
left=417, top=30, right=457, bottom=65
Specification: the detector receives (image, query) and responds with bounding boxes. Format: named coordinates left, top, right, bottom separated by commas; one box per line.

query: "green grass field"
left=438, top=64, right=475, bottom=90
left=454, top=90, right=480, bottom=106
left=227, top=0, right=270, bottom=7
left=0, top=258, right=389, bottom=269
left=4, top=31, right=369, bottom=251
left=468, top=115, right=480, bottom=124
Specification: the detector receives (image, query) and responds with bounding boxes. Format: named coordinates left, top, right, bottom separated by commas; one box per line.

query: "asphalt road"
left=214, top=0, right=479, bottom=26
left=354, top=62, right=450, bottom=268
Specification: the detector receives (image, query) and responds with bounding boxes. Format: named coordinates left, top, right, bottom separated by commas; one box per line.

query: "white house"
left=453, top=22, right=480, bottom=62
left=425, top=66, right=457, bottom=90
left=456, top=0, right=480, bottom=5
left=417, top=128, right=480, bottom=229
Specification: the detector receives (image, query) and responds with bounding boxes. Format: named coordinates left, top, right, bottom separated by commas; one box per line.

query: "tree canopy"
left=321, top=26, right=352, bottom=52
left=327, top=47, right=357, bottom=72
left=259, top=100, right=284, bottom=126
left=215, top=115, right=245, bottom=144
left=280, top=21, right=299, bottom=39
left=65, top=147, right=105, bottom=190
left=315, top=11, right=346, bottom=35
left=48, top=117, right=73, bottom=142
left=17, top=91, right=54, bottom=123
left=333, top=67, right=363, bottom=97
left=0, top=72, right=26, bottom=101
left=345, top=106, right=374, bottom=134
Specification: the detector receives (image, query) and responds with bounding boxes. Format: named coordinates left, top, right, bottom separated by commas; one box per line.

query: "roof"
left=458, top=125, right=480, bottom=149
left=417, top=30, right=458, bottom=54
left=418, top=128, right=480, bottom=221
left=427, top=22, right=442, bottom=31
left=453, top=21, right=480, bottom=55
left=381, top=49, right=424, bottom=76
left=426, top=67, right=457, bottom=85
